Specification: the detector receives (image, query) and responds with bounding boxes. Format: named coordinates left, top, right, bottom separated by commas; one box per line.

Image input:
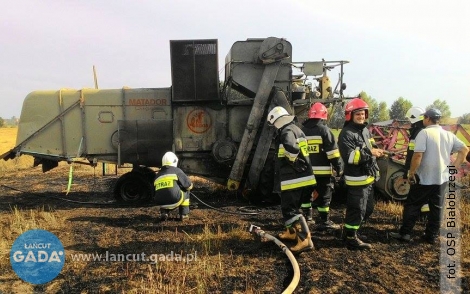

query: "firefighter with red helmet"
left=338, top=98, right=384, bottom=250
left=267, top=106, right=316, bottom=253
left=301, top=102, right=343, bottom=230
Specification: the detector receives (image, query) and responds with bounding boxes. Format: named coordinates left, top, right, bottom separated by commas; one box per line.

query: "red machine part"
left=368, top=119, right=411, bottom=160
left=369, top=121, right=470, bottom=186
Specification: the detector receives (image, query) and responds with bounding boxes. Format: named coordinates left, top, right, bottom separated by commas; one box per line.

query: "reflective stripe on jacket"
left=301, top=120, right=342, bottom=177
left=338, top=121, right=379, bottom=187
left=274, top=123, right=317, bottom=192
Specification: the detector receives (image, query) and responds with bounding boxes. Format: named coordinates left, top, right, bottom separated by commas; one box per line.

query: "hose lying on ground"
left=0, top=184, right=119, bottom=205
left=1, top=184, right=263, bottom=213
left=248, top=224, right=300, bottom=294
left=190, top=192, right=260, bottom=215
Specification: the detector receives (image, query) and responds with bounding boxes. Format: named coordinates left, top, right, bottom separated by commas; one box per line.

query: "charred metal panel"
left=173, top=105, right=226, bottom=152
left=170, top=39, right=219, bottom=102
left=179, top=155, right=232, bottom=179
left=118, top=120, right=173, bottom=167
left=227, top=106, right=251, bottom=143
left=225, top=38, right=292, bottom=99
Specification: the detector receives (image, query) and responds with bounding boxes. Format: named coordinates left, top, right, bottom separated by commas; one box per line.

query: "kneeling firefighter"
left=267, top=106, right=317, bottom=253
left=154, top=151, right=193, bottom=221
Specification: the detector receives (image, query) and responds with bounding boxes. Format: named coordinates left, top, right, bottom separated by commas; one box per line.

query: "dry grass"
left=1, top=126, right=469, bottom=293
left=0, top=206, right=62, bottom=275
left=0, top=200, right=261, bottom=293
left=0, top=127, right=33, bottom=173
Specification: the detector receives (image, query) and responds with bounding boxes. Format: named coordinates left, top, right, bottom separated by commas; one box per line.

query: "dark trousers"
left=344, top=184, right=375, bottom=230
left=312, top=176, right=334, bottom=209
left=179, top=191, right=190, bottom=216
left=281, top=188, right=311, bottom=221
left=400, top=182, right=447, bottom=237
left=160, top=190, right=190, bottom=216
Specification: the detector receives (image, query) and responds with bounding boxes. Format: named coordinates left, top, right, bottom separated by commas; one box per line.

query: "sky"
left=1, top=0, right=469, bottom=119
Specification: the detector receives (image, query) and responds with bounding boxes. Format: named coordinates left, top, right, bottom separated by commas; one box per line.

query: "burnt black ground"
left=0, top=164, right=468, bottom=293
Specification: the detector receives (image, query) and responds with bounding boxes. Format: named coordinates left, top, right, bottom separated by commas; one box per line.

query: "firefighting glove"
left=292, top=157, right=308, bottom=173
left=334, top=165, right=343, bottom=177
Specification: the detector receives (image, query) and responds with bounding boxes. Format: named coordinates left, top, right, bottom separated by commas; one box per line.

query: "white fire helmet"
left=405, top=107, right=425, bottom=124
left=162, top=151, right=178, bottom=167
left=267, top=106, right=294, bottom=129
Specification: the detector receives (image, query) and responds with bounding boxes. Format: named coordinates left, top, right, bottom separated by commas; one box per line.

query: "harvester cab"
left=1, top=37, right=351, bottom=204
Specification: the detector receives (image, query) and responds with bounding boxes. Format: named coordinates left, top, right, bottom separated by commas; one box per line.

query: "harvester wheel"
left=114, top=172, right=154, bottom=204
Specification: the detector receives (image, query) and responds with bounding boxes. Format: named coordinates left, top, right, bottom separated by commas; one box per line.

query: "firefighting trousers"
left=400, top=182, right=447, bottom=237
left=160, top=190, right=190, bottom=216
left=312, top=176, right=334, bottom=210
left=343, top=184, right=375, bottom=230
left=281, top=188, right=312, bottom=221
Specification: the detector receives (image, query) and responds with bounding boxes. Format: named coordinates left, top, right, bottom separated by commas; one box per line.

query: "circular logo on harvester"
left=186, top=109, right=212, bottom=134
left=10, top=229, right=65, bottom=284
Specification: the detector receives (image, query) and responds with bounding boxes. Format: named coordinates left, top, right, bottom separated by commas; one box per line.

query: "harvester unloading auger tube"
left=1, top=37, right=351, bottom=204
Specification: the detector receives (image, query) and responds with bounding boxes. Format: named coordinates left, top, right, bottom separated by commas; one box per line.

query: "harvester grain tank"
left=1, top=37, right=350, bottom=203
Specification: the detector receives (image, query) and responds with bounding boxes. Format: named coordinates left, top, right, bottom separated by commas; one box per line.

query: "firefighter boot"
left=301, top=207, right=314, bottom=224
left=278, top=227, right=296, bottom=241
left=317, top=211, right=339, bottom=231
left=159, top=209, right=170, bottom=221
left=290, top=215, right=314, bottom=254
left=344, top=229, right=372, bottom=250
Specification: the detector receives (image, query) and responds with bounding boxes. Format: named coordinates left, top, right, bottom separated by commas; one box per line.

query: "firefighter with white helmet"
left=154, top=151, right=193, bottom=221
left=404, top=107, right=430, bottom=215
left=267, top=106, right=316, bottom=253
left=403, top=107, right=425, bottom=177
left=301, top=102, right=343, bottom=230
left=338, top=98, right=384, bottom=250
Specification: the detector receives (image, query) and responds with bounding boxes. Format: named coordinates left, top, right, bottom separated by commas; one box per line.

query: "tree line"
left=328, top=91, right=470, bottom=128
left=1, top=94, right=469, bottom=128
left=0, top=116, right=19, bottom=128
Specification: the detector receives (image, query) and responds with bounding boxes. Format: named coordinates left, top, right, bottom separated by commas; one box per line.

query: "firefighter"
left=267, top=106, right=316, bottom=253
left=390, top=109, right=469, bottom=243
left=403, top=107, right=430, bottom=215
left=154, top=151, right=193, bottom=221
left=301, top=102, right=343, bottom=230
left=338, top=98, right=384, bottom=250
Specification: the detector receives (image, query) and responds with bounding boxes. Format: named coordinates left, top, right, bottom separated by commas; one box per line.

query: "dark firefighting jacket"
left=338, top=121, right=379, bottom=186
left=404, top=120, right=425, bottom=171
left=153, top=166, right=192, bottom=206
left=301, top=119, right=342, bottom=177
left=273, top=122, right=317, bottom=193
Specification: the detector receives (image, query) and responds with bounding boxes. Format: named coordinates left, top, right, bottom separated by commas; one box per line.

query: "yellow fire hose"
left=248, top=225, right=300, bottom=294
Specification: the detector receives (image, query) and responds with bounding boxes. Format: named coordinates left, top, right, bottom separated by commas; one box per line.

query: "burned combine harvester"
left=1, top=37, right=351, bottom=203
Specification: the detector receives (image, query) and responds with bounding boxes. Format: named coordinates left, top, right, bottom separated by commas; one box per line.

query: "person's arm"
left=408, top=152, right=423, bottom=183
left=177, top=168, right=193, bottom=191
left=453, top=145, right=469, bottom=167
left=324, top=128, right=342, bottom=174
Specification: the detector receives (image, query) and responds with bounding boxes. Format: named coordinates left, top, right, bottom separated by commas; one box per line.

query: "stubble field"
left=0, top=127, right=469, bottom=293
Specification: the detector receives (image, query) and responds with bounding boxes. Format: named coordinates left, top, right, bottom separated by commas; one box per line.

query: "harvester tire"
left=114, top=172, right=154, bottom=204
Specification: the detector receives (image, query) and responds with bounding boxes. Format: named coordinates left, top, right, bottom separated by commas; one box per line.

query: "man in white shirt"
left=390, top=108, right=468, bottom=244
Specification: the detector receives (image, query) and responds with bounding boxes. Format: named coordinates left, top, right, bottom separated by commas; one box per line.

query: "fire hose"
left=248, top=224, right=300, bottom=294
left=189, top=192, right=260, bottom=215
